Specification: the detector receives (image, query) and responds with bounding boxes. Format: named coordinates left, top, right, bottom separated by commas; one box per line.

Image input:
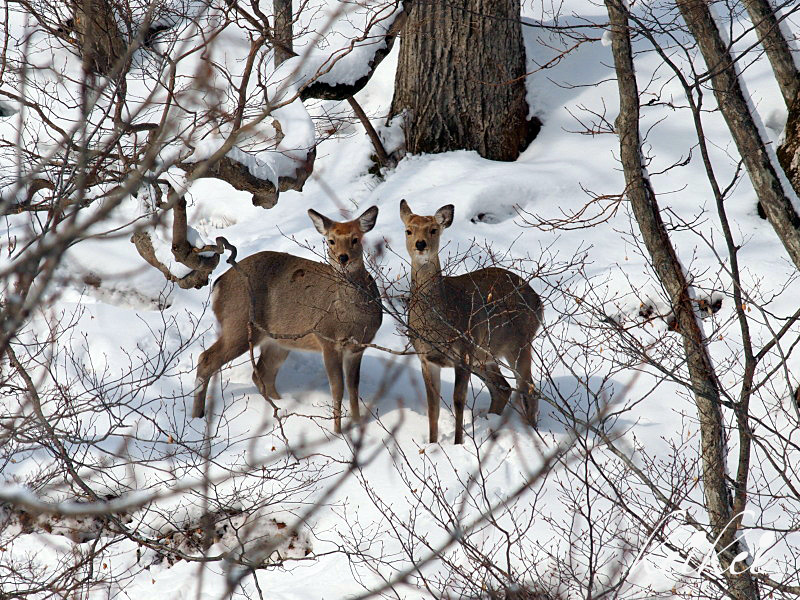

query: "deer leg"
left=320, top=340, right=345, bottom=433
left=420, top=359, right=441, bottom=443
left=513, top=345, right=538, bottom=428
left=194, top=338, right=249, bottom=418
left=481, top=362, right=512, bottom=415
left=343, top=350, right=364, bottom=426
left=252, top=341, right=289, bottom=400
left=453, top=366, right=470, bottom=445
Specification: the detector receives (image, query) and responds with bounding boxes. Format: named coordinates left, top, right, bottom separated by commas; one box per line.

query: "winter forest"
left=3, top=0, right=800, bottom=598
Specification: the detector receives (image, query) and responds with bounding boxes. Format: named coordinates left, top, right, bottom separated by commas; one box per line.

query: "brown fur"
left=400, top=200, right=543, bottom=444
left=193, top=207, right=382, bottom=433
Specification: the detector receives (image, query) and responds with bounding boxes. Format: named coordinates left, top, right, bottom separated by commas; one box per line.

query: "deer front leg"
left=344, top=350, right=364, bottom=426
left=320, top=340, right=345, bottom=433
left=420, top=359, right=441, bottom=443
left=453, top=366, right=470, bottom=445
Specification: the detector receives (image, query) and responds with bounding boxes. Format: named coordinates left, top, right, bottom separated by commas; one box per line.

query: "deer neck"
left=334, top=260, right=375, bottom=302
left=342, top=260, right=370, bottom=286
left=410, top=256, right=445, bottom=300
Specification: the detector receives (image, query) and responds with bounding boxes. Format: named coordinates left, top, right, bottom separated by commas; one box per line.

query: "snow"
left=0, top=99, right=20, bottom=117
left=3, top=0, right=800, bottom=598
left=274, top=0, right=402, bottom=90
left=168, top=0, right=401, bottom=188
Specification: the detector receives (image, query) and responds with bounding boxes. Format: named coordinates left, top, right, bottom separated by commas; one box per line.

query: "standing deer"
left=193, top=206, right=383, bottom=433
left=400, top=199, right=543, bottom=444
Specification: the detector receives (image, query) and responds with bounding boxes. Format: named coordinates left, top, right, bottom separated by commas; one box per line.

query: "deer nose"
left=415, top=240, right=427, bottom=251
left=338, top=254, right=349, bottom=264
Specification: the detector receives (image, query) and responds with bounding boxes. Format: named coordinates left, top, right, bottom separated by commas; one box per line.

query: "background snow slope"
left=3, top=0, right=800, bottom=598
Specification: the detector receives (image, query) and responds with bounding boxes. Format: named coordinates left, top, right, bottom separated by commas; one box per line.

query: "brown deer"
left=193, top=206, right=383, bottom=433
left=400, top=199, right=543, bottom=444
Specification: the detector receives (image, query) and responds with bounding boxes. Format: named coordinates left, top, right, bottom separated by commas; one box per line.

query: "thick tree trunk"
left=676, top=0, right=800, bottom=273
left=605, top=1, right=759, bottom=598
left=390, top=0, right=533, bottom=161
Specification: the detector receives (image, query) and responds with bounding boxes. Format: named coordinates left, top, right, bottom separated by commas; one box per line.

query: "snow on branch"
left=177, top=98, right=316, bottom=208
left=298, top=3, right=408, bottom=101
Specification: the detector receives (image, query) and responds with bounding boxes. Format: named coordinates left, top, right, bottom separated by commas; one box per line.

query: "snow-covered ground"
left=2, top=0, right=800, bottom=598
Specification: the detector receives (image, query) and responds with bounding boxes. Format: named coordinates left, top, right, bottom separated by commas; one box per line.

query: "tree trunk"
left=742, top=0, right=799, bottom=108
left=390, top=0, right=533, bottom=161
left=605, top=1, right=760, bottom=597
left=676, top=0, right=800, bottom=273
left=778, top=103, right=800, bottom=192
left=73, top=0, right=127, bottom=76
left=273, top=0, right=293, bottom=66
left=740, top=0, right=800, bottom=201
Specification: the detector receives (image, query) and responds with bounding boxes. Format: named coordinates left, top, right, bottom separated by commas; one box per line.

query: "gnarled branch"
left=131, top=181, right=236, bottom=289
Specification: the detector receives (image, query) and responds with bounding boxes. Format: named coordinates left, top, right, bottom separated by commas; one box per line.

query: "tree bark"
left=73, top=0, right=127, bottom=76
left=676, top=0, right=800, bottom=273
left=741, top=0, right=800, bottom=194
left=742, top=0, right=799, bottom=109
left=273, top=0, right=293, bottom=67
left=778, top=105, right=800, bottom=192
left=390, top=0, right=533, bottom=161
left=605, top=1, right=759, bottom=597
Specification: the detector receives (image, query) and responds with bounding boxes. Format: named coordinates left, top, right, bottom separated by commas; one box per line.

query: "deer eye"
left=430, top=228, right=438, bottom=235
left=405, top=230, right=411, bottom=236
left=328, top=239, right=334, bottom=245
left=351, top=238, right=359, bottom=246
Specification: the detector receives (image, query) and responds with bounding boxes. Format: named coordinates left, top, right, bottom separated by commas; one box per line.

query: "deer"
left=399, top=199, right=543, bottom=444
left=193, top=206, right=383, bottom=434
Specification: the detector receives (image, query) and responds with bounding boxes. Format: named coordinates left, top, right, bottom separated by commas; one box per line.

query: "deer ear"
left=399, top=199, right=412, bottom=224
left=357, top=206, right=379, bottom=233
left=308, top=209, right=333, bottom=234
left=434, top=204, right=454, bottom=228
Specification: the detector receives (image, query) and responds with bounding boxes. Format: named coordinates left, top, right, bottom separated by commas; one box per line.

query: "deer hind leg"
left=480, top=361, right=512, bottom=415
left=320, top=340, right=345, bottom=434
left=420, top=359, right=441, bottom=443
left=512, top=345, right=538, bottom=428
left=194, top=337, right=249, bottom=418
left=343, top=350, right=364, bottom=426
left=453, top=366, right=470, bottom=445
left=252, top=341, right=289, bottom=401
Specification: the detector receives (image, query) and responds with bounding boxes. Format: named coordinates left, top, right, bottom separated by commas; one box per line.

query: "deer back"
left=408, top=266, right=541, bottom=365
left=211, top=250, right=382, bottom=352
